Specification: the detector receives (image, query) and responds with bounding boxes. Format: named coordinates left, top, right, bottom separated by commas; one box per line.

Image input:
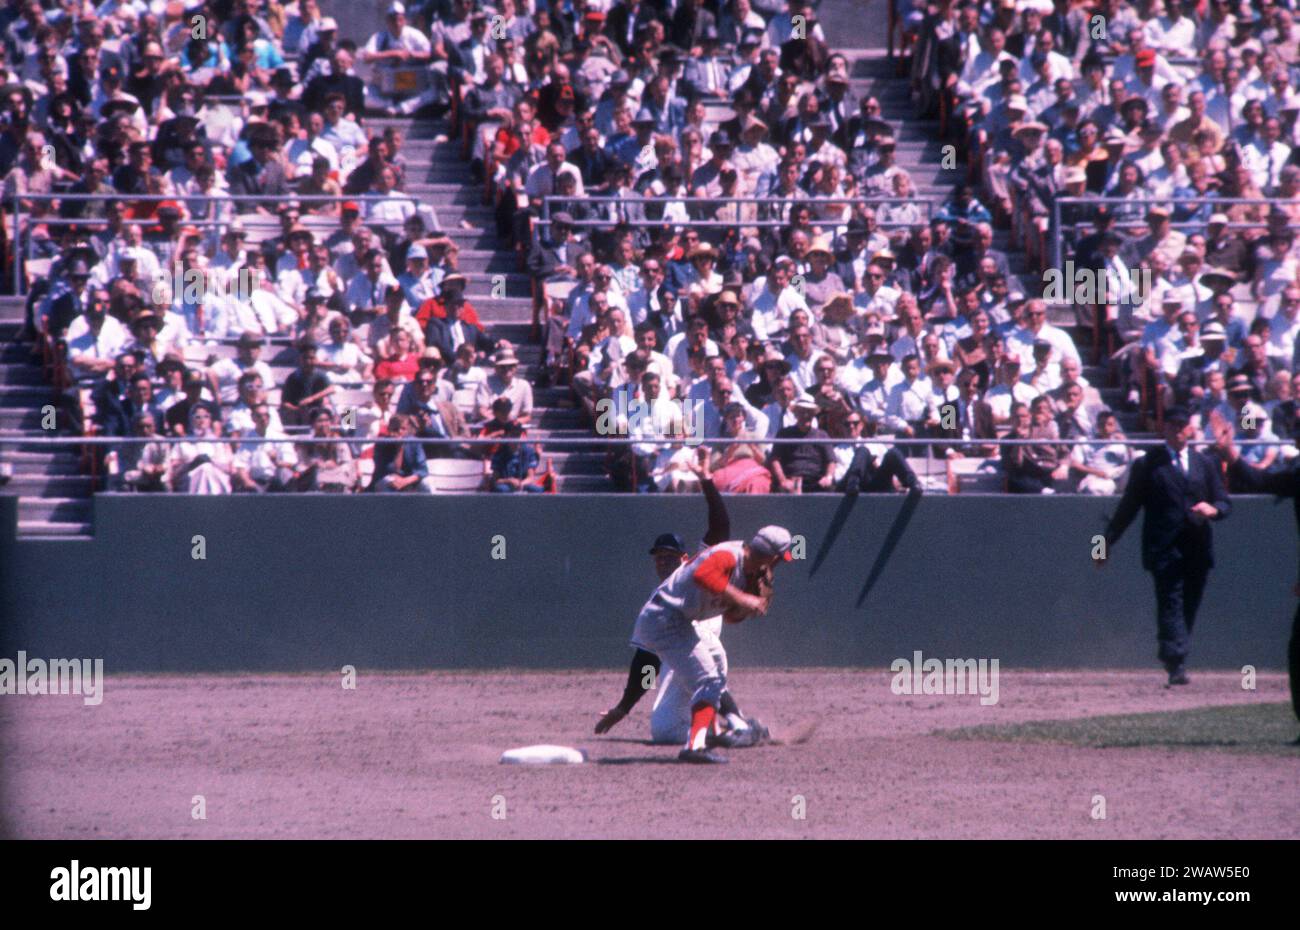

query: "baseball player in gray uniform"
left=629, top=524, right=793, bottom=764
left=594, top=461, right=768, bottom=748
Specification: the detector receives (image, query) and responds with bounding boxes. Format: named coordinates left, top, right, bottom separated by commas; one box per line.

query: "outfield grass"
left=942, top=703, right=1300, bottom=756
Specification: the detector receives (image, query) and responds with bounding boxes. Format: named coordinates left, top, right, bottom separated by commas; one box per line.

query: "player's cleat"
left=744, top=717, right=770, bottom=742
left=1166, top=668, right=1190, bottom=686
left=708, top=727, right=757, bottom=748
left=678, top=747, right=728, bottom=764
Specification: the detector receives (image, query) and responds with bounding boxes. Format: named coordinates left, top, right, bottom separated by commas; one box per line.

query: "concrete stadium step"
left=3, top=474, right=95, bottom=497
left=0, top=384, right=56, bottom=408
left=471, top=297, right=536, bottom=324
left=14, top=519, right=94, bottom=539
left=408, top=182, right=494, bottom=203
left=546, top=451, right=611, bottom=476
left=423, top=203, right=496, bottom=224
left=0, top=450, right=83, bottom=475
left=0, top=363, right=44, bottom=385
left=441, top=249, right=518, bottom=275
left=432, top=227, right=508, bottom=249
left=0, top=337, right=36, bottom=358
left=491, top=322, right=532, bottom=342
left=555, top=474, right=614, bottom=492
left=17, top=496, right=91, bottom=524
left=533, top=407, right=587, bottom=429
left=0, top=408, right=53, bottom=430
left=462, top=271, right=530, bottom=299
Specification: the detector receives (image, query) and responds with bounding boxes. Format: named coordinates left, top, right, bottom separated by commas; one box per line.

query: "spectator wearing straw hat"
left=474, top=346, right=533, bottom=426
left=206, top=329, right=273, bottom=406
left=769, top=394, right=834, bottom=493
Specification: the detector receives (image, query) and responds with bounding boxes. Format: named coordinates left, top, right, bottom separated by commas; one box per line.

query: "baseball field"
left=3, top=668, right=1296, bottom=839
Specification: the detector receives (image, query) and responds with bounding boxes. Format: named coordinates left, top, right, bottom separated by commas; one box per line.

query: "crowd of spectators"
left=9, top=0, right=553, bottom=493
left=497, top=0, right=1122, bottom=494
left=9, top=0, right=1298, bottom=496
left=906, top=0, right=1300, bottom=492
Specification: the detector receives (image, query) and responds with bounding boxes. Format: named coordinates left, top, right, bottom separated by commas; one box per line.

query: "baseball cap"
left=386, top=1, right=405, bottom=15
left=750, top=526, right=794, bottom=561
left=649, top=532, right=688, bottom=555
left=407, top=244, right=428, bottom=261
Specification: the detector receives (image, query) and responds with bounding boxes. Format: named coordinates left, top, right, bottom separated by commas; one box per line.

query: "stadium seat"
left=946, top=457, right=1004, bottom=495
left=426, top=457, right=487, bottom=493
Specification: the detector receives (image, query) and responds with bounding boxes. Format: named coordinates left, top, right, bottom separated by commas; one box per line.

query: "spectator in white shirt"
left=883, top=354, right=933, bottom=438
left=66, top=289, right=129, bottom=380
left=1240, top=116, right=1292, bottom=193
left=207, top=330, right=276, bottom=405
left=233, top=403, right=302, bottom=492
left=1268, top=287, right=1300, bottom=367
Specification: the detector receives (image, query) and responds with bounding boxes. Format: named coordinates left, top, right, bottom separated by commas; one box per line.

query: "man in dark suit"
left=526, top=211, right=587, bottom=283
left=425, top=291, right=495, bottom=362
left=954, top=368, right=997, bottom=455
left=303, top=47, right=367, bottom=117
left=839, top=412, right=920, bottom=495
left=1215, top=428, right=1300, bottom=741
left=604, top=0, right=659, bottom=57
left=227, top=133, right=290, bottom=214
left=1102, top=406, right=1232, bottom=686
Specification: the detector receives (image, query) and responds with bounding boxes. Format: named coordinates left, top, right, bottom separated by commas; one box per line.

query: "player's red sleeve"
left=692, top=549, right=737, bottom=594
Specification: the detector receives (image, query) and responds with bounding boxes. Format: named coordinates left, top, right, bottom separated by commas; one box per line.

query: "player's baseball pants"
left=650, top=617, right=727, bottom=745
left=632, top=606, right=727, bottom=744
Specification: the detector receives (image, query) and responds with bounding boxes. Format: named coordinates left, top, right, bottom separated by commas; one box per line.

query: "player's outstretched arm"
left=595, top=649, right=661, bottom=734
left=691, top=452, right=731, bottom=546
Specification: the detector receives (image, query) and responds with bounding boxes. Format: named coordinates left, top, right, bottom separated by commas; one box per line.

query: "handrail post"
left=1051, top=197, right=1062, bottom=275
left=11, top=184, right=21, bottom=297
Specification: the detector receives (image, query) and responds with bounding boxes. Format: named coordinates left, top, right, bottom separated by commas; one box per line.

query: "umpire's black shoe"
left=678, top=747, right=728, bottom=764
left=1167, top=668, right=1191, bottom=686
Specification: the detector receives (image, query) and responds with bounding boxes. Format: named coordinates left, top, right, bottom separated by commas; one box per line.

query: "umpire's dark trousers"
left=1151, top=559, right=1209, bottom=673
left=1291, top=603, right=1300, bottom=727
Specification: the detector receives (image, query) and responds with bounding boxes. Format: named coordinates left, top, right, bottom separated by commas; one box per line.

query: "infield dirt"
left=2, top=669, right=1296, bottom=839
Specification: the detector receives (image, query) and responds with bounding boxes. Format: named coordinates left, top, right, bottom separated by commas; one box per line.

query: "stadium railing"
left=6, top=434, right=1287, bottom=496
left=533, top=194, right=935, bottom=231
left=7, top=192, right=442, bottom=296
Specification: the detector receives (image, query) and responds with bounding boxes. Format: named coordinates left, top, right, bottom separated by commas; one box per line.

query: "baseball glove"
left=722, top=565, right=776, bottom=624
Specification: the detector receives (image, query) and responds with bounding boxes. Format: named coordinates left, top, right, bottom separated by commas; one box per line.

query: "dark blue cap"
left=649, top=533, right=687, bottom=555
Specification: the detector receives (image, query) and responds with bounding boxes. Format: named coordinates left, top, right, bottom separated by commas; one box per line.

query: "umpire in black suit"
left=1102, top=407, right=1232, bottom=686
left=1216, top=432, right=1300, bottom=741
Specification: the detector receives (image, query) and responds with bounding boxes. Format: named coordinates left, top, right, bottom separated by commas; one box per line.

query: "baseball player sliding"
left=595, top=457, right=769, bottom=750
left=620, top=504, right=793, bottom=764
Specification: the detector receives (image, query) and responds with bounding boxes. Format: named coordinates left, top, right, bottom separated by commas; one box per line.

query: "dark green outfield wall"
left=0, top=494, right=1293, bottom=671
